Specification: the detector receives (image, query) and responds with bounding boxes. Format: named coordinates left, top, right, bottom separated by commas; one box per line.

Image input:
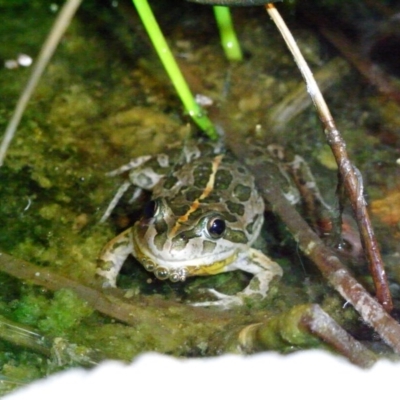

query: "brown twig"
left=239, top=304, right=377, bottom=368
left=323, top=120, right=392, bottom=311
left=265, top=3, right=393, bottom=312
left=0, top=252, right=253, bottom=356
left=0, top=251, right=378, bottom=365
left=0, top=252, right=217, bottom=328
left=228, top=139, right=400, bottom=354
left=300, top=304, right=376, bottom=368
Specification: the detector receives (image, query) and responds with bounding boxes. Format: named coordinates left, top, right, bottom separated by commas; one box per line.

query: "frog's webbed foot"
left=191, top=289, right=244, bottom=309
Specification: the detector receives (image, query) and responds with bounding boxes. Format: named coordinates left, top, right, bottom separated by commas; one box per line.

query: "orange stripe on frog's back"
left=168, top=154, right=224, bottom=237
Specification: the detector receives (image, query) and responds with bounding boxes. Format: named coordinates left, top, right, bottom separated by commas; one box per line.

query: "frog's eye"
left=207, top=217, right=226, bottom=239
left=143, top=200, right=158, bottom=219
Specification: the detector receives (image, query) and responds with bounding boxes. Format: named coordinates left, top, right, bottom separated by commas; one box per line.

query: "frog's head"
left=131, top=196, right=263, bottom=282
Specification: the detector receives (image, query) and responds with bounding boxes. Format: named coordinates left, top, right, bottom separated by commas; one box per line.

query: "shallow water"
left=0, top=0, right=399, bottom=391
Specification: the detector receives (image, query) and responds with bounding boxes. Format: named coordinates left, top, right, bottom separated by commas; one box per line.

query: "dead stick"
left=265, top=3, right=393, bottom=312
left=240, top=304, right=377, bottom=368
left=300, top=304, right=377, bottom=368
left=0, top=0, right=83, bottom=166
left=230, top=142, right=400, bottom=354
left=0, top=252, right=229, bottom=327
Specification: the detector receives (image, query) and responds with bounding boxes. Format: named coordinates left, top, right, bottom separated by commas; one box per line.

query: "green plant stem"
left=213, top=6, right=243, bottom=61
left=132, top=0, right=217, bottom=139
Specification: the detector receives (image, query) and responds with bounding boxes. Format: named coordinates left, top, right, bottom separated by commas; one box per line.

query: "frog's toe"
left=96, top=263, right=118, bottom=288
left=191, top=289, right=243, bottom=309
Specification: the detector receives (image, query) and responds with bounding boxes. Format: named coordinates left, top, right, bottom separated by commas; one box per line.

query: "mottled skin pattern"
left=98, top=141, right=282, bottom=308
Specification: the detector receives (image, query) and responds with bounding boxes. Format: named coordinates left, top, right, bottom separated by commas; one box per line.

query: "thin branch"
left=228, top=139, right=400, bottom=355
left=0, top=0, right=83, bottom=167
left=265, top=3, right=393, bottom=312
left=239, top=304, right=377, bottom=368
left=0, top=315, right=51, bottom=357
left=0, top=251, right=378, bottom=361
left=0, top=252, right=211, bottom=327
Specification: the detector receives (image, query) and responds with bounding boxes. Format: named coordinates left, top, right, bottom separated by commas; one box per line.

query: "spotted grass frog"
left=97, top=140, right=283, bottom=308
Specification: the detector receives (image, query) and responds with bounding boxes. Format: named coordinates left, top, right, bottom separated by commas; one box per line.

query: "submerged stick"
left=0, top=251, right=379, bottom=361
left=228, top=139, right=400, bottom=355
left=0, top=314, right=99, bottom=367
left=0, top=315, right=51, bottom=357
left=266, top=57, right=351, bottom=132
left=265, top=3, right=393, bottom=312
left=0, top=0, right=82, bottom=167
left=239, top=304, right=377, bottom=368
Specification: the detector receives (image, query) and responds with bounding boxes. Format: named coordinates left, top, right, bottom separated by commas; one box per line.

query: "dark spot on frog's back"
left=169, top=203, right=191, bottom=216
left=221, top=154, right=235, bottom=164
left=220, top=211, right=238, bottom=223
left=251, top=149, right=264, bottom=158
left=226, top=200, right=245, bottom=216
left=215, top=169, right=232, bottom=190
left=163, top=175, right=178, bottom=190
left=201, top=192, right=220, bottom=203
left=185, top=188, right=204, bottom=202
left=233, top=184, right=251, bottom=202
left=186, top=207, right=203, bottom=222
left=193, top=163, right=212, bottom=188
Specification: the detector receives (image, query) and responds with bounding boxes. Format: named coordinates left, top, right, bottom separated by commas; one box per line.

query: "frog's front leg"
left=100, top=154, right=169, bottom=223
left=97, top=228, right=133, bottom=287
left=192, top=248, right=283, bottom=309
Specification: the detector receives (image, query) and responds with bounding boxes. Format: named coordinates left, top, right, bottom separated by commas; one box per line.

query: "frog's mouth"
left=131, top=237, right=238, bottom=283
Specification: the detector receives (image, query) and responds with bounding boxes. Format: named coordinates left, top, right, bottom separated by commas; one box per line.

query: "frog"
left=97, top=140, right=283, bottom=309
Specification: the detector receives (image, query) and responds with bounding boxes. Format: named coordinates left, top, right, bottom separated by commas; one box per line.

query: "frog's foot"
left=96, top=260, right=118, bottom=288
left=100, top=154, right=164, bottom=222
left=191, top=289, right=244, bottom=309
left=97, top=228, right=133, bottom=288
left=191, top=249, right=283, bottom=309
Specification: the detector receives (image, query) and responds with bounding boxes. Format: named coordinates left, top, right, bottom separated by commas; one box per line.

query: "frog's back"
left=152, top=141, right=265, bottom=245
